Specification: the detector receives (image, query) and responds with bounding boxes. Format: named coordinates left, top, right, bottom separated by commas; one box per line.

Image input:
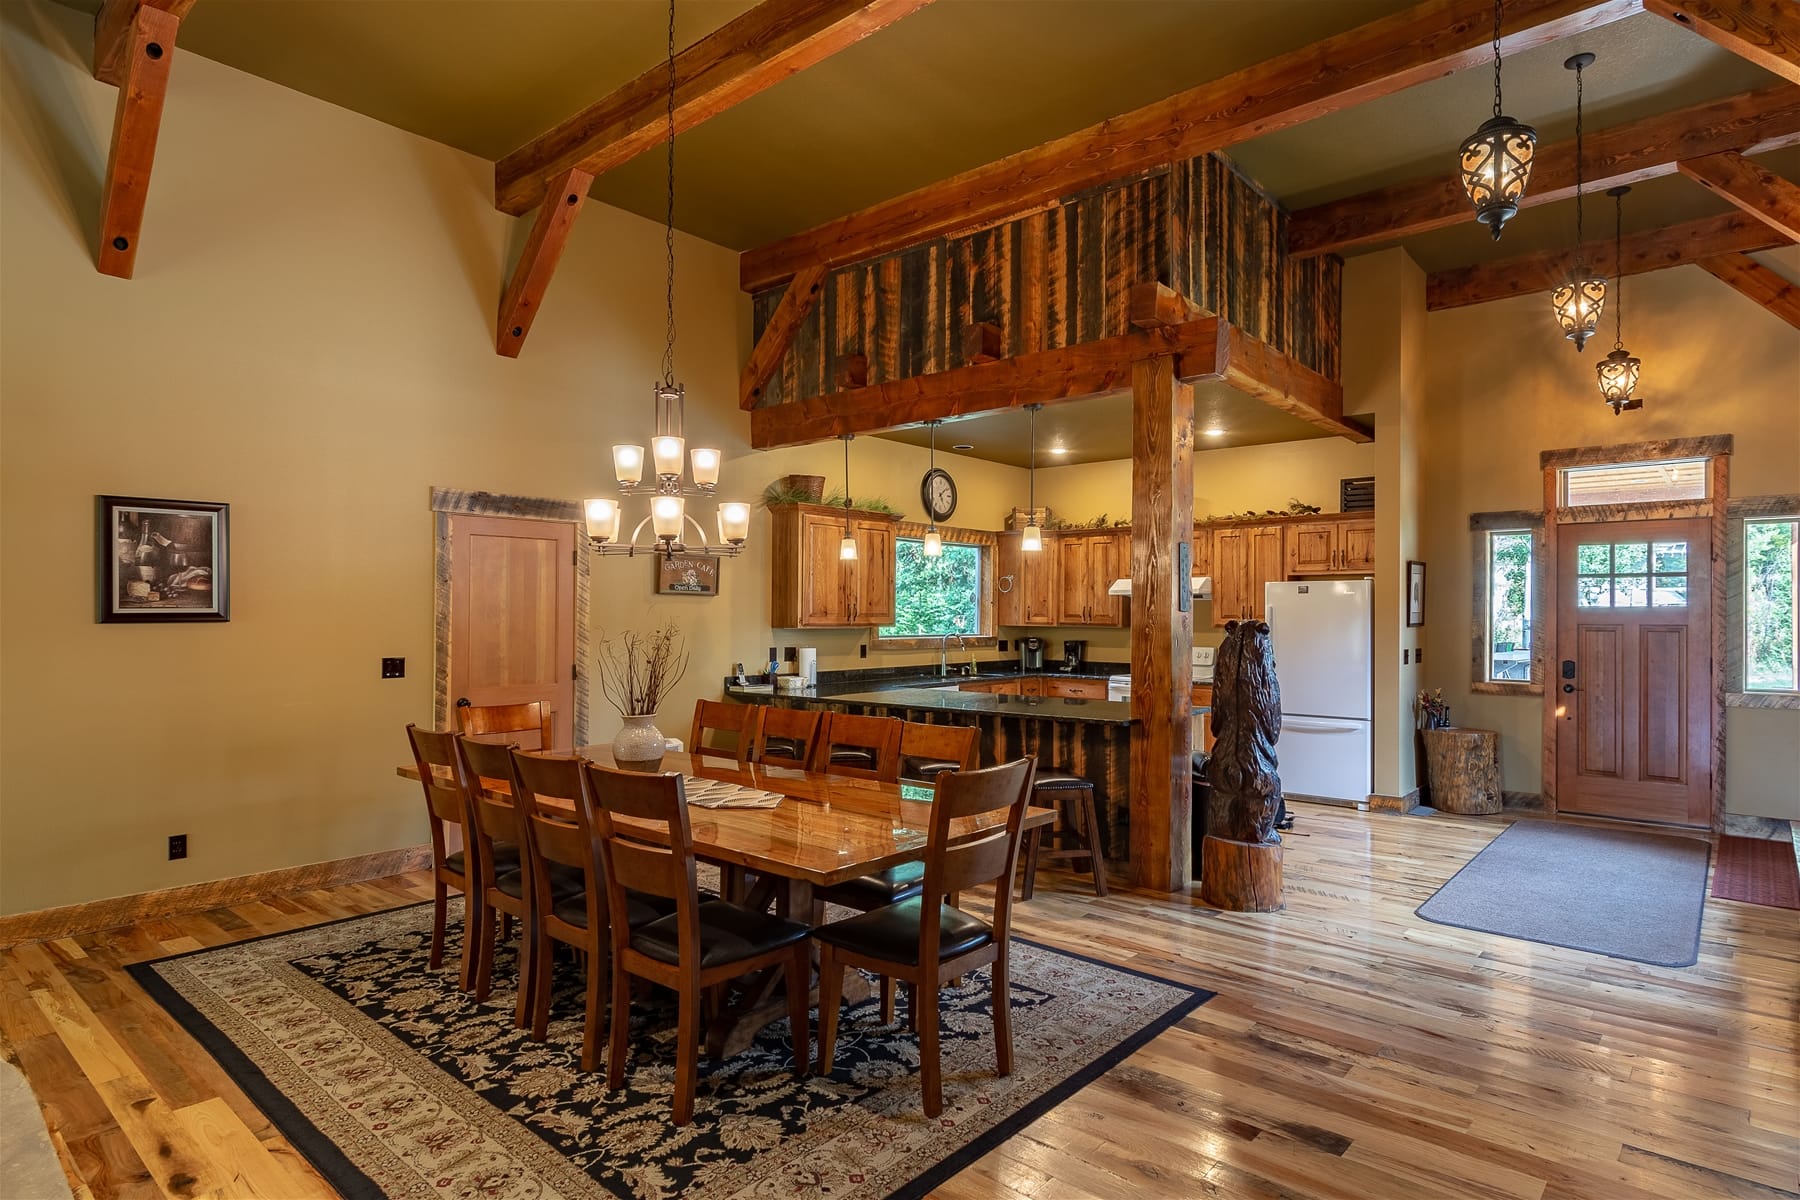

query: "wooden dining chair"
left=813, top=757, right=1036, bottom=1118
left=504, top=750, right=670, bottom=1068
left=752, top=706, right=823, bottom=770
left=405, top=724, right=482, bottom=991
left=813, top=712, right=903, bottom=782
left=459, top=700, right=554, bottom=750
left=898, top=721, right=979, bottom=784
left=584, top=762, right=813, bottom=1126
left=689, top=699, right=762, bottom=764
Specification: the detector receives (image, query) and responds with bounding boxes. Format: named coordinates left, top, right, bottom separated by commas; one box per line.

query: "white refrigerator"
left=1264, top=580, right=1372, bottom=806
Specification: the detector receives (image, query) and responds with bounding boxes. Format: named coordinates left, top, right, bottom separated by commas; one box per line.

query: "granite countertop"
left=724, top=671, right=1208, bottom=727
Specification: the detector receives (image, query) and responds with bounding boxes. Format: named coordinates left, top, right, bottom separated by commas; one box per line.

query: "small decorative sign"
left=98, top=495, right=230, bottom=623
left=655, top=553, right=720, bottom=596
left=1407, top=560, right=1427, bottom=627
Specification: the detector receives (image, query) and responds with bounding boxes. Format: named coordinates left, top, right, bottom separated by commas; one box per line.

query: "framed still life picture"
left=98, top=495, right=230, bottom=622
left=1406, top=559, right=1426, bottom=627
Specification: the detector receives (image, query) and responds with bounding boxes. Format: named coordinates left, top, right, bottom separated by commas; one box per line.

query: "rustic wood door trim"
left=429, top=488, right=590, bottom=746
left=1539, top=454, right=1728, bottom=830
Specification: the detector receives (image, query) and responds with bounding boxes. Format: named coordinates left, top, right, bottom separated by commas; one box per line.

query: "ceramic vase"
left=612, top=712, right=666, bottom=771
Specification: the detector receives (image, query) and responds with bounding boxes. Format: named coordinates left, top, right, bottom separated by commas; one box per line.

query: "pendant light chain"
left=1573, top=59, right=1585, bottom=249
left=1491, top=0, right=1504, bottom=120
left=661, top=0, right=677, bottom=388
left=1612, top=189, right=1624, bottom=350
left=1028, top=407, right=1037, bottom=510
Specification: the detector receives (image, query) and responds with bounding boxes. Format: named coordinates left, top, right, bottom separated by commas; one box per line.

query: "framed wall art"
left=654, top=552, right=719, bottom=597
left=98, top=495, right=230, bottom=622
left=1406, top=559, right=1427, bottom=627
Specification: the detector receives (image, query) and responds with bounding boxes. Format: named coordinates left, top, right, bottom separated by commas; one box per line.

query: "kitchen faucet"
left=961, top=634, right=976, bottom=676
left=939, top=633, right=952, bottom=678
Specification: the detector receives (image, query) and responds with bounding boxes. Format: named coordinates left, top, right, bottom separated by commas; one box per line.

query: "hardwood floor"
left=2, top=807, right=1794, bottom=1199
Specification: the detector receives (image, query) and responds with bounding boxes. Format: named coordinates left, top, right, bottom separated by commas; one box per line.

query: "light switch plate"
left=381, top=657, right=405, bottom=679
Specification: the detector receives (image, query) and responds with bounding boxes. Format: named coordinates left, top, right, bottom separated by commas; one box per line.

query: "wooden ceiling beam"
left=1291, top=84, right=1800, bottom=258
left=749, top=318, right=1226, bottom=448
left=1677, top=149, right=1800, bottom=242
left=495, top=167, right=593, bottom=357
left=1129, top=281, right=1208, bottom=330
left=1695, top=252, right=1800, bottom=327
left=1214, top=325, right=1370, bottom=443
left=739, top=0, right=1641, bottom=291
left=739, top=263, right=828, bottom=407
left=1645, top=0, right=1800, bottom=85
left=95, top=1, right=184, bottom=279
left=1425, top=210, right=1786, bottom=310
left=494, top=0, right=934, bottom=216
left=94, top=0, right=193, bottom=86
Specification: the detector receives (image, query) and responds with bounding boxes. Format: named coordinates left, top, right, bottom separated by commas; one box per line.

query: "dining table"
left=396, top=745, right=1055, bottom=1056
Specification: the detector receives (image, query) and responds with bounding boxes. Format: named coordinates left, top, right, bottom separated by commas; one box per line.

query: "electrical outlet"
left=1416, top=647, right=1424, bottom=665
left=859, top=643, right=867, bottom=658
left=168, top=834, right=187, bottom=860
left=381, top=656, right=405, bottom=679
left=998, top=639, right=1009, bottom=652
left=1403, top=649, right=1410, bottom=665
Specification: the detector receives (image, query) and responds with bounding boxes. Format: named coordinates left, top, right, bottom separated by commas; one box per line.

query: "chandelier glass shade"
left=922, top=419, right=943, bottom=557
left=1021, top=405, right=1043, bottom=553
left=838, top=435, right=857, bottom=561
left=1595, top=185, right=1643, bottom=415
left=1458, top=1, right=1536, bottom=240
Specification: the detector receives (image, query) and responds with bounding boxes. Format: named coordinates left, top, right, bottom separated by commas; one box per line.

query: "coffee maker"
left=1062, top=639, right=1087, bottom=672
left=1018, top=637, right=1046, bottom=671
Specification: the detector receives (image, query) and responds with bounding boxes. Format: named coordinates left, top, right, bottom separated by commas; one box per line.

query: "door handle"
left=1562, top=683, right=1574, bottom=694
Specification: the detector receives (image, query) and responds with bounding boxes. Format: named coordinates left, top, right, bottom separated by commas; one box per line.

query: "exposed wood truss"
left=1425, top=211, right=1786, bottom=310
left=1677, top=149, right=1800, bottom=242
left=495, top=167, right=593, bottom=357
left=93, top=0, right=190, bottom=279
left=1695, top=252, right=1800, bottom=328
left=1645, top=0, right=1800, bottom=84
left=1217, top=325, right=1371, bottom=443
left=739, top=264, right=827, bottom=408
left=1290, top=84, right=1800, bottom=258
left=494, top=0, right=934, bottom=216
left=739, top=0, right=1641, bottom=290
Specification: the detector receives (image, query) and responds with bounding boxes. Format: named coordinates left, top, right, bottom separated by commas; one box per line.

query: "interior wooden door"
left=448, top=515, right=577, bottom=751
left=1554, top=518, right=1712, bottom=826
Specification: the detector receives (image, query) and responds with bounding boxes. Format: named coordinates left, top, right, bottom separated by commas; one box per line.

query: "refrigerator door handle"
left=1282, top=716, right=1366, bottom=733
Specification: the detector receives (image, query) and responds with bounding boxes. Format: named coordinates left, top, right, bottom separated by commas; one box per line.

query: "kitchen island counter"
left=724, top=682, right=1135, bottom=724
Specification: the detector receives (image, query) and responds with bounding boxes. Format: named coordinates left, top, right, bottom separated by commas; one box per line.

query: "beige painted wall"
left=1418, top=246, right=1800, bottom=820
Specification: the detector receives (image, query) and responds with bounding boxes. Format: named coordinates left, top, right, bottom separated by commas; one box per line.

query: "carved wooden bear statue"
left=1206, top=619, right=1283, bottom=845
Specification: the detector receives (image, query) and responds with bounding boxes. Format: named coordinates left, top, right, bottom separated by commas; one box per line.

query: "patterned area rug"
left=129, top=901, right=1211, bottom=1200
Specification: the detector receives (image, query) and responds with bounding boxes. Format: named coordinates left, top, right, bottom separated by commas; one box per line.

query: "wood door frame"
left=1538, top=436, right=1731, bottom=831
left=429, top=487, right=590, bottom=745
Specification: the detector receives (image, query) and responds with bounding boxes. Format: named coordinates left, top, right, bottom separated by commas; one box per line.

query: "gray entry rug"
left=128, top=900, right=1210, bottom=1200
left=1416, top=820, right=1711, bottom=967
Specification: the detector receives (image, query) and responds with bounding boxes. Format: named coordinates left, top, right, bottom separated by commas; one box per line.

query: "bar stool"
left=1018, top=769, right=1108, bottom=898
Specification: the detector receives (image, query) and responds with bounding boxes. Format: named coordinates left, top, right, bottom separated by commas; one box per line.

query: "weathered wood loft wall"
left=747, top=152, right=1343, bottom=409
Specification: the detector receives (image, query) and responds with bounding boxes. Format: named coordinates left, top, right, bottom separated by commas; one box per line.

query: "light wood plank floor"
left=2, top=807, right=1794, bottom=1199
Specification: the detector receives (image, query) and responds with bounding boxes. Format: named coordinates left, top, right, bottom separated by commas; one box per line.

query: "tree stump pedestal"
left=1198, top=834, right=1283, bottom=911
left=1422, top=726, right=1502, bottom=815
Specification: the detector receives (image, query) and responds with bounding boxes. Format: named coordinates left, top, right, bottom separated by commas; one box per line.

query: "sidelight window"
left=1575, top=540, right=1689, bottom=609
left=1485, top=531, right=1534, bottom=681
left=1745, top=519, right=1798, bottom=693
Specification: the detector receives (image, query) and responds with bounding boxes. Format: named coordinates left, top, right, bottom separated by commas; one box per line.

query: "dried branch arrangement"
left=597, top=622, right=690, bottom=717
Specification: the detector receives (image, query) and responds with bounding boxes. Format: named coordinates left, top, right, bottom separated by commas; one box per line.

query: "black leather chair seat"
left=551, top=889, right=673, bottom=931
left=811, top=896, right=992, bottom=966
left=630, top=900, right=812, bottom=968
left=1032, top=769, right=1093, bottom=791
left=493, top=861, right=585, bottom=902
left=761, top=736, right=803, bottom=759
left=816, top=861, right=925, bottom=911
left=445, top=843, right=518, bottom=878
left=828, top=746, right=878, bottom=769
left=900, top=757, right=961, bottom=782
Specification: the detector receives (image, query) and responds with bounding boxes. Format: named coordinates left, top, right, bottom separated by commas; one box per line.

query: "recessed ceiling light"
left=1049, top=446, right=1069, bottom=456
left=1203, top=428, right=1226, bottom=438
left=952, top=443, right=974, bottom=451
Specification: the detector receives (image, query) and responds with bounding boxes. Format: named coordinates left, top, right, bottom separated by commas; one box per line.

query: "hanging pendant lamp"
left=1549, top=53, right=1605, bottom=351
left=1595, top=186, right=1642, bottom=414
left=1021, top=405, right=1043, bottom=553
left=922, top=420, right=943, bottom=557
left=1459, top=0, right=1538, bottom=240
left=838, top=435, right=858, bottom=560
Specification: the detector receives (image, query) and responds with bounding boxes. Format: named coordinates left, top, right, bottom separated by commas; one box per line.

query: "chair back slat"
left=690, top=700, right=761, bottom=764
left=817, top=712, right=903, bottom=781
left=920, top=758, right=1035, bottom=945
left=454, top=737, right=524, bottom=885
left=507, top=751, right=594, bottom=871
left=753, top=707, right=823, bottom=769
left=460, top=701, right=554, bottom=751
left=583, top=764, right=696, bottom=905
left=406, top=725, right=468, bottom=855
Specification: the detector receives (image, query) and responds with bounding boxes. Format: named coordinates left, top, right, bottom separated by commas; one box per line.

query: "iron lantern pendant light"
left=1459, top=0, right=1538, bottom=240
left=1549, top=52, right=1605, bottom=351
left=1595, top=186, right=1642, bottom=414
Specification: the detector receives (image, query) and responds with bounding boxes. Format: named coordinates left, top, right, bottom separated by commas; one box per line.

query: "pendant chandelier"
left=838, top=435, right=858, bottom=561
left=1549, top=52, right=1605, bottom=351
left=922, top=420, right=943, bottom=557
left=584, top=0, right=748, bottom=560
left=1459, top=0, right=1537, bottom=241
left=1595, top=186, right=1643, bottom=415
left=1021, top=405, right=1043, bottom=553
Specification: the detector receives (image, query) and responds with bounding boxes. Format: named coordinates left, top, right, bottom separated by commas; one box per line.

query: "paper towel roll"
left=797, top=647, right=817, bottom=686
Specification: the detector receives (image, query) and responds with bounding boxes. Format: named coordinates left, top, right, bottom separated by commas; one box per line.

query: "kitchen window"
left=1469, top=514, right=1542, bottom=693
left=1744, top=517, right=1798, bottom=694
left=875, top=534, right=992, bottom=646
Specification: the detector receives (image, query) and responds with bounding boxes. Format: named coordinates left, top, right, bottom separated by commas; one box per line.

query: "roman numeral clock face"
left=921, top=467, right=957, bottom=523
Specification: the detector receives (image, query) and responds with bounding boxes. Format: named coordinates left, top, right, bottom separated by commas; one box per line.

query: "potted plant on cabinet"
left=597, top=621, right=689, bottom=770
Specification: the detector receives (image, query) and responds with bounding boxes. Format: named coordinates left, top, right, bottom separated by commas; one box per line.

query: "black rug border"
left=1413, top=820, right=1711, bottom=968
left=126, top=899, right=1214, bottom=1200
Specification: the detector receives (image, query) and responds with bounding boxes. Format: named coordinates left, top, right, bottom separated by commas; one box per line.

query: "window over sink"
left=875, top=536, right=990, bottom=645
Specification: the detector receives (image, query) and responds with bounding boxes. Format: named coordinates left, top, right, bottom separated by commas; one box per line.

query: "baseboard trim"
left=0, top=845, right=432, bottom=948
left=1502, top=791, right=1547, bottom=812
left=1367, top=789, right=1421, bottom=814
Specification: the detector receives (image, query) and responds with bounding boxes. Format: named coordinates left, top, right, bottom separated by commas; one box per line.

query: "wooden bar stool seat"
left=1019, top=769, right=1108, bottom=898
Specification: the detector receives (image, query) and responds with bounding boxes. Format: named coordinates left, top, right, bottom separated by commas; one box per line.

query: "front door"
left=1555, top=518, right=1711, bottom=826
left=447, top=515, right=577, bottom=750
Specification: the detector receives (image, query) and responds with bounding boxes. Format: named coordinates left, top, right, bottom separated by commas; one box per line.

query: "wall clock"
left=920, top=467, right=957, bottom=523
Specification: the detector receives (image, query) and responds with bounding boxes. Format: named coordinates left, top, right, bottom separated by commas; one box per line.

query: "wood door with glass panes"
left=1554, top=519, right=1711, bottom=826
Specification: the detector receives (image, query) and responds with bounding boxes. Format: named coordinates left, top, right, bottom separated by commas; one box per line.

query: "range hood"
left=1107, top=575, right=1212, bottom=599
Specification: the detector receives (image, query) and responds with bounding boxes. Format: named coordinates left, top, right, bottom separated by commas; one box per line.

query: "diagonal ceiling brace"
left=1645, top=0, right=1800, bottom=85
left=94, top=0, right=190, bottom=279
left=1695, top=253, right=1800, bottom=328
left=1677, top=150, right=1800, bottom=242
left=496, top=167, right=594, bottom=358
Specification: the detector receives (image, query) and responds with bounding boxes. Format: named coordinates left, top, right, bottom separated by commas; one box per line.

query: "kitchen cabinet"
left=1056, top=532, right=1125, bottom=627
left=959, top=678, right=1021, bottom=695
left=996, top=531, right=1056, bottom=626
left=1191, top=683, right=1214, bottom=753
left=1211, top=523, right=1285, bottom=626
left=1190, top=527, right=1213, bottom=580
left=1047, top=676, right=1108, bottom=700
left=768, top=503, right=899, bottom=628
left=1286, top=517, right=1376, bottom=575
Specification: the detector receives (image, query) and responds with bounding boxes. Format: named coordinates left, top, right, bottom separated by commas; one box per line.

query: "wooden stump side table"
left=1422, top=727, right=1502, bottom=815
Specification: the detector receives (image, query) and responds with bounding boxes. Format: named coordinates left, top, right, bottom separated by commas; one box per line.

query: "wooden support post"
left=1128, top=354, right=1194, bottom=892
left=1677, top=150, right=1800, bottom=242
left=740, top=263, right=828, bottom=409
left=961, top=321, right=1002, bottom=364
left=834, top=353, right=869, bottom=389
left=1646, top=0, right=1800, bottom=84
left=495, top=167, right=593, bottom=357
left=96, top=3, right=179, bottom=279
left=1696, top=252, right=1800, bottom=328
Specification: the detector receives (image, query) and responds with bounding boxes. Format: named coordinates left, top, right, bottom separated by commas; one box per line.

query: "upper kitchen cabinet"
left=1056, top=532, right=1124, bottom=627
left=997, top=531, right=1057, bottom=626
left=768, top=503, right=898, bottom=628
left=1286, top=515, right=1376, bottom=575
left=1212, top=523, right=1285, bottom=626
